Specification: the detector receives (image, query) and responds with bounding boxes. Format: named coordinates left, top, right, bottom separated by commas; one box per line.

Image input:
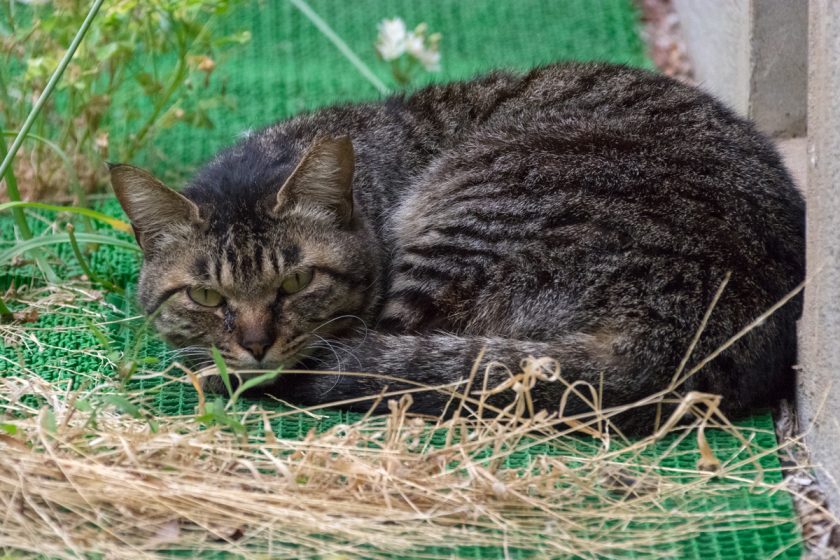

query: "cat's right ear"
left=109, top=163, right=204, bottom=253
left=273, top=136, right=355, bottom=226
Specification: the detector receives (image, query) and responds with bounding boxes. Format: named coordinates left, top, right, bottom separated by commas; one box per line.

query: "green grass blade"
left=0, top=201, right=131, bottom=232
left=0, top=0, right=106, bottom=182
left=211, top=346, right=234, bottom=399
left=0, top=0, right=105, bottom=283
left=288, top=0, right=390, bottom=95
left=66, top=224, right=124, bottom=294
left=102, top=395, right=142, bottom=419
left=0, top=135, right=59, bottom=283
left=0, top=132, right=32, bottom=238
left=231, top=369, right=283, bottom=405
left=0, top=295, right=13, bottom=322
left=1, top=130, right=86, bottom=207
left=0, top=232, right=140, bottom=264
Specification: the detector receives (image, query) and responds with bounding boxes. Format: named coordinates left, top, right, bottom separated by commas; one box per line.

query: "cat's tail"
left=277, top=332, right=683, bottom=433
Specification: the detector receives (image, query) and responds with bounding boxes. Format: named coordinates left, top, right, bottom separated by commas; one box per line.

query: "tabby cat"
left=111, top=63, right=804, bottom=432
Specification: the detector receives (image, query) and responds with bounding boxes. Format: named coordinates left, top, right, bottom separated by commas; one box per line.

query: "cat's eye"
left=187, top=286, right=224, bottom=307
left=280, top=268, right=313, bottom=295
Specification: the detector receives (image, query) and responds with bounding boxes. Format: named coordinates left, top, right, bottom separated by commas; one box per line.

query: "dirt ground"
left=638, top=0, right=693, bottom=84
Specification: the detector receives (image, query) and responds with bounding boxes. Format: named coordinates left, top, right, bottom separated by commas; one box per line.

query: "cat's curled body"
left=112, top=63, right=804, bottom=432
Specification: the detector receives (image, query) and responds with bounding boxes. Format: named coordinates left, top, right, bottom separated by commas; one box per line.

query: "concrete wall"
left=797, top=0, right=840, bottom=512
left=749, top=1, right=808, bottom=136
left=674, top=0, right=807, bottom=136
left=677, top=0, right=840, bottom=510
left=674, top=0, right=751, bottom=113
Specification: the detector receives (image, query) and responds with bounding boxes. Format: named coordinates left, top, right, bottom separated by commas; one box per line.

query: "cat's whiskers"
left=311, top=314, right=369, bottom=339
left=305, top=334, right=366, bottom=397
left=167, top=352, right=213, bottom=364
left=163, top=344, right=207, bottom=354
left=309, top=335, right=345, bottom=371
left=307, top=334, right=365, bottom=366
left=166, top=348, right=209, bottom=358
left=310, top=334, right=359, bottom=352
left=190, top=359, right=215, bottom=371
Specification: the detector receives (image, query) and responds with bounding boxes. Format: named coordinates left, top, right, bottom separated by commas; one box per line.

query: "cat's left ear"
left=274, top=136, right=354, bottom=226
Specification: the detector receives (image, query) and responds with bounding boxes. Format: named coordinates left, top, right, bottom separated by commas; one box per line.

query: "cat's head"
left=111, top=136, right=380, bottom=370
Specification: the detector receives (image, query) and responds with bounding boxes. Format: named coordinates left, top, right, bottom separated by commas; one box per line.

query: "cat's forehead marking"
left=282, top=245, right=300, bottom=266
left=252, top=244, right=264, bottom=275
left=206, top=236, right=304, bottom=297
left=218, top=252, right=235, bottom=288
left=261, top=248, right=277, bottom=276
left=191, top=256, right=210, bottom=282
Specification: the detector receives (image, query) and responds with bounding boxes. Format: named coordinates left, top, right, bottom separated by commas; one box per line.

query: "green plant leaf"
left=41, top=410, right=58, bottom=434
left=196, top=396, right=246, bottom=434
left=73, top=400, right=93, bottom=413
left=95, top=42, right=120, bottom=61
left=235, top=369, right=283, bottom=398
left=0, top=232, right=140, bottom=265
left=211, top=346, right=234, bottom=398
left=103, top=395, right=141, bottom=418
left=135, top=72, right=164, bottom=95
left=0, top=423, right=18, bottom=435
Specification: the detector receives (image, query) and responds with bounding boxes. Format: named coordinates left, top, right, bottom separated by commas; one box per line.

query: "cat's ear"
left=274, top=136, right=354, bottom=226
left=109, top=163, right=204, bottom=252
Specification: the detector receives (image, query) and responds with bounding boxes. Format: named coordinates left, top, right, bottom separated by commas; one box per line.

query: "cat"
left=111, top=62, right=804, bottom=432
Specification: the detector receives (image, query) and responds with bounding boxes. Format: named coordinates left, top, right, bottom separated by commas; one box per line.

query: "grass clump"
left=0, top=283, right=813, bottom=560
left=1, top=0, right=250, bottom=201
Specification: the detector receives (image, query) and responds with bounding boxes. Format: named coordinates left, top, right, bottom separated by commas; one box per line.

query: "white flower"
left=406, top=27, right=441, bottom=72
left=376, top=18, right=407, bottom=61
left=413, top=46, right=441, bottom=72
left=404, top=31, right=424, bottom=58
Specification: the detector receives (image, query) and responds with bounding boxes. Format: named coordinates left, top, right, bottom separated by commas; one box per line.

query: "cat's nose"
left=238, top=333, right=275, bottom=362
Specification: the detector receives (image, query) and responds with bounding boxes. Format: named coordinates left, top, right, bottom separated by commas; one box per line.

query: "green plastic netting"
left=115, top=0, right=652, bottom=175
left=0, top=0, right=803, bottom=558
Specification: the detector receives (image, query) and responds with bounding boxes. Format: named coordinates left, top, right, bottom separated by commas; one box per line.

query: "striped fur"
left=112, top=63, right=804, bottom=432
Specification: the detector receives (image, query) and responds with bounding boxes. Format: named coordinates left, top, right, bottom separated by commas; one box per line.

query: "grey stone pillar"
left=798, top=0, right=840, bottom=510
left=674, top=0, right=807, bottom=137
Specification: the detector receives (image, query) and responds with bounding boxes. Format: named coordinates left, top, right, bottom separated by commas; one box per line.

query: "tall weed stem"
left=66, top=223, right=123, bottom=295
left=0, top=133, right=33, bottom=239
left=0, top=0, right=106, bottom=187
left=0, top=294, right=12, bottom=322
left=289, top=0, right=390, bottom=95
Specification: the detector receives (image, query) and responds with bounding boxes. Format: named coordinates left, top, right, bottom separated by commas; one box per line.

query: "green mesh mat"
left=109, top=0, right=652, bottom=177
left=0, top=0, right=803, bottom=558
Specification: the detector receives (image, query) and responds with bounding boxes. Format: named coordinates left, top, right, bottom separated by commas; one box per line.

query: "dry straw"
left=0, top=368, right=800, bottom=559
left=0, top=281, right=825, bottom=559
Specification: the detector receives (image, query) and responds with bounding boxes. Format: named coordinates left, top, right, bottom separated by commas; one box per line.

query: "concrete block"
left=797, top=0, right=840, bottom=512
left=674, top=0, right=807, bottom=137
